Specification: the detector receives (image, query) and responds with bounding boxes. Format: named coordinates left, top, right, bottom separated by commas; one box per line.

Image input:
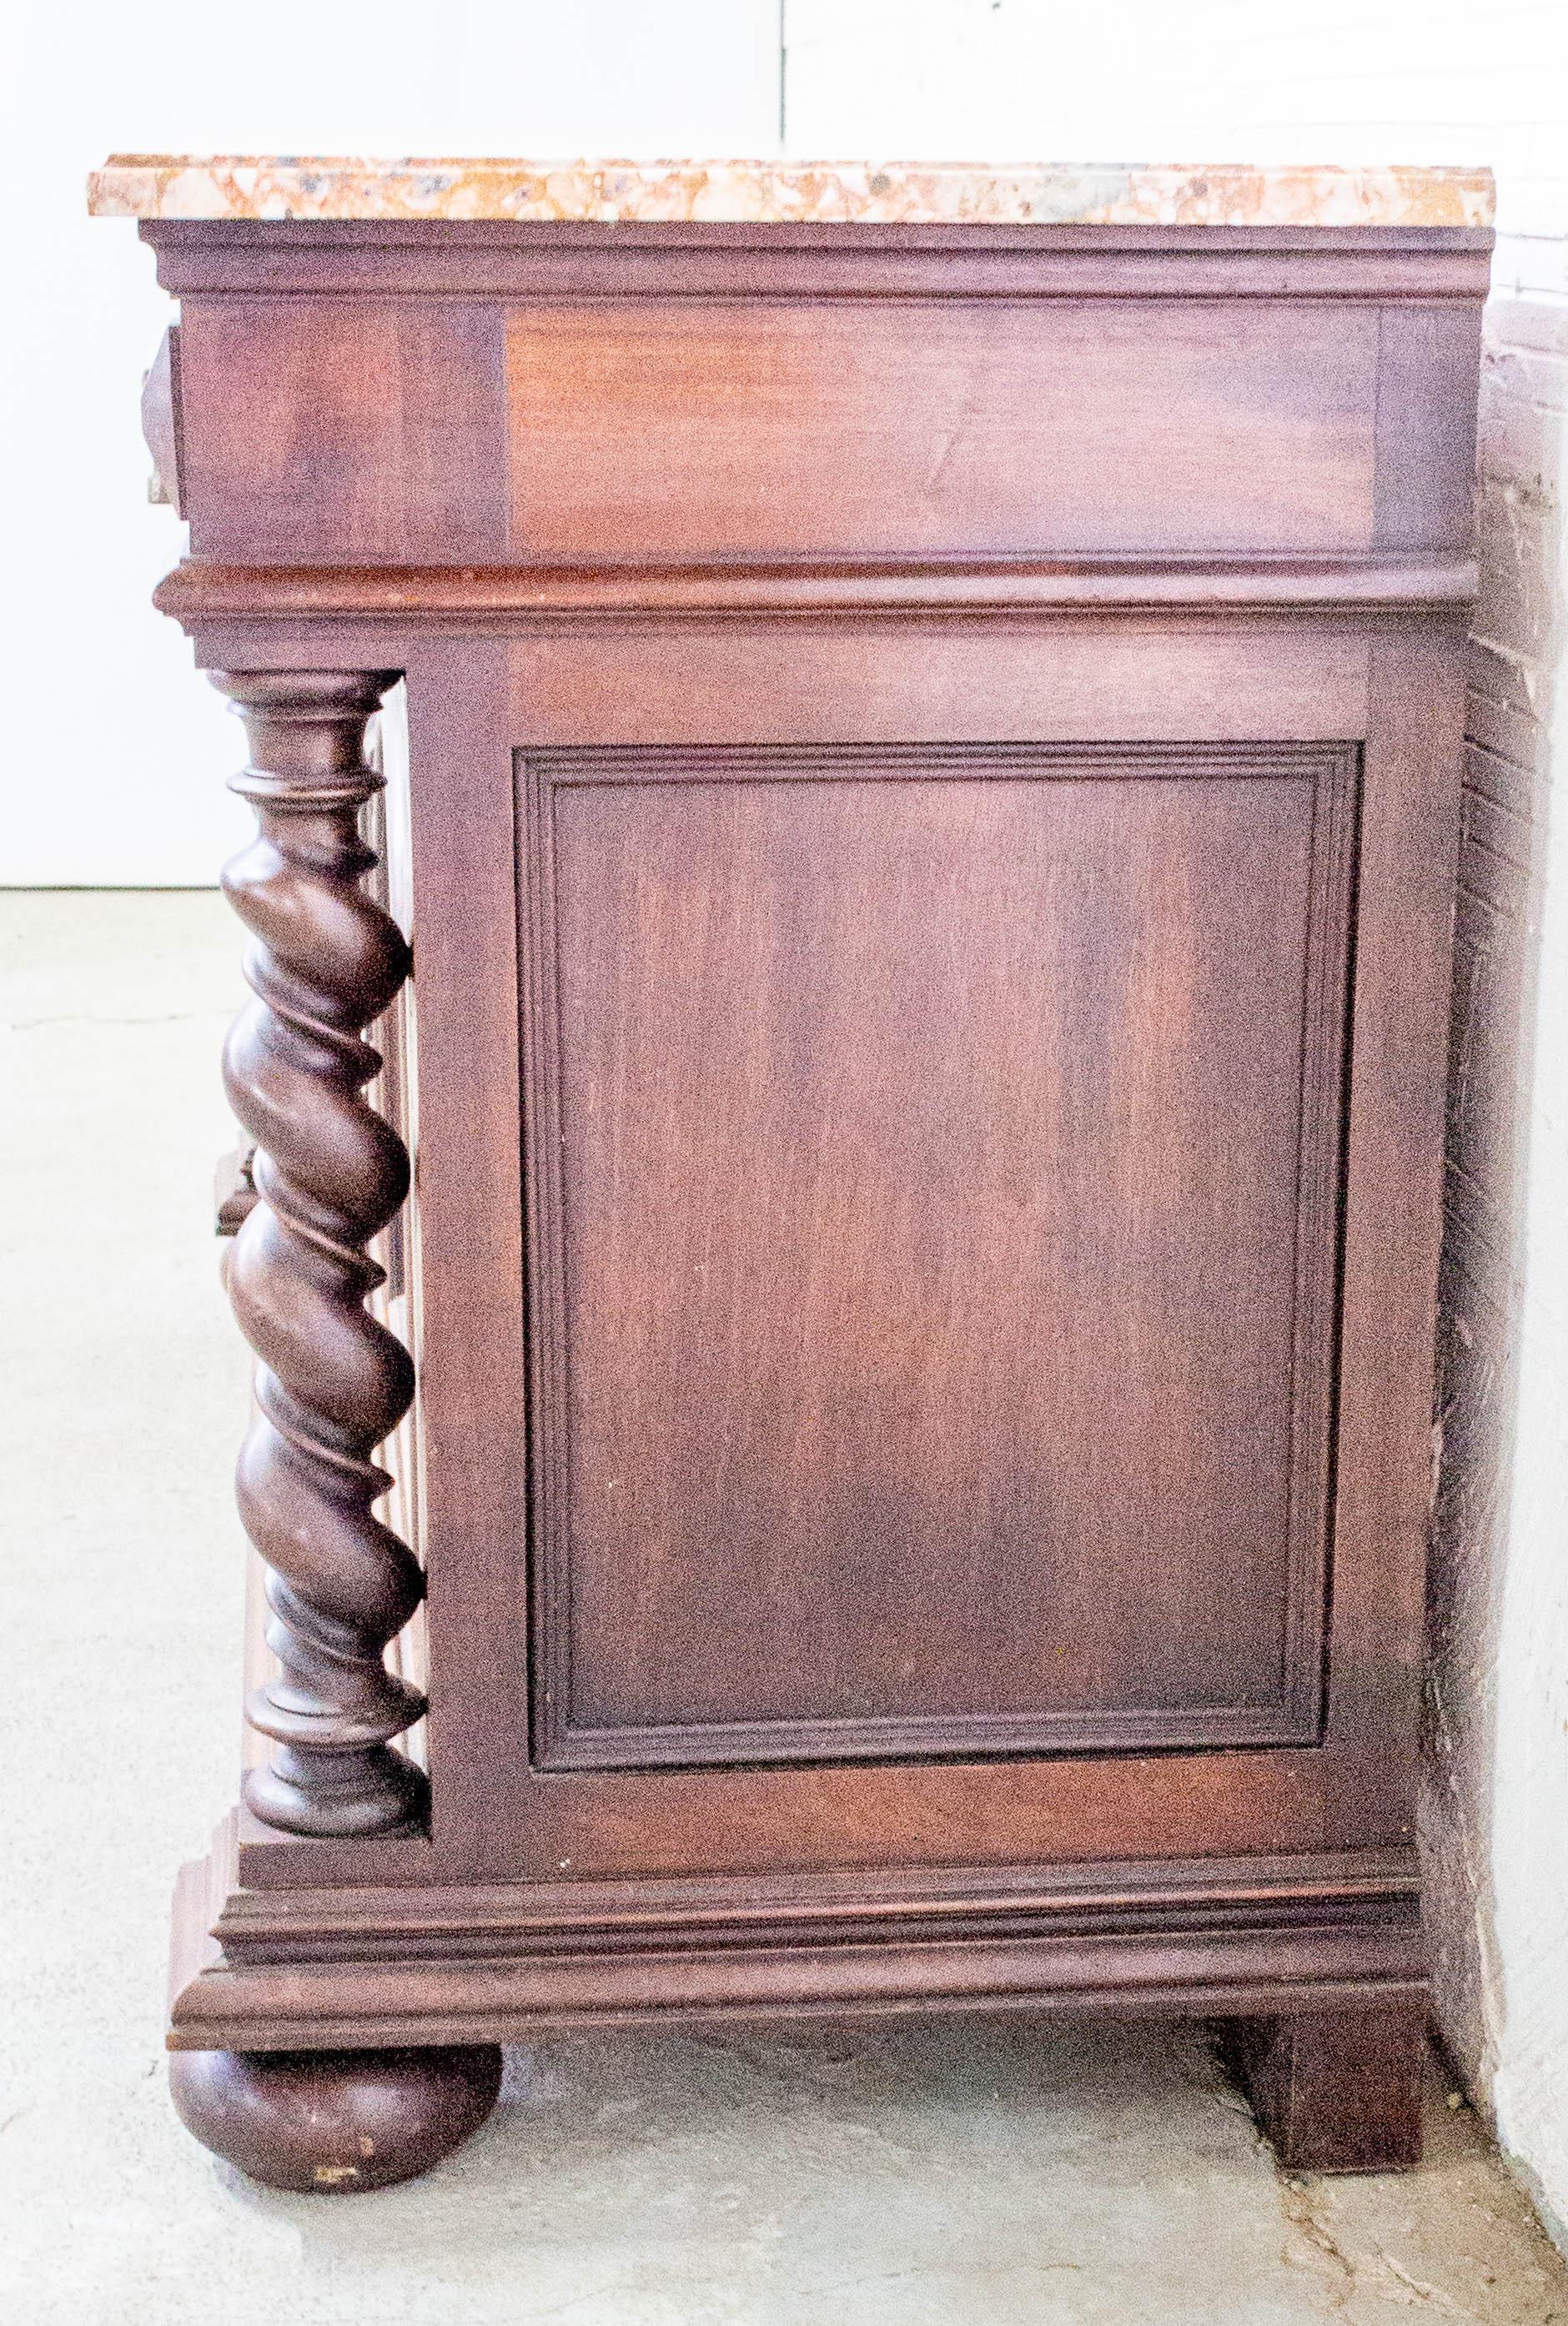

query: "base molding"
left=169, top=1816, right=1425, bottom=2056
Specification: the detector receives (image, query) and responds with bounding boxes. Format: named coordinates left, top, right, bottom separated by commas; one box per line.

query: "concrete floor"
left=4, top=889, right=1567, bottom=2326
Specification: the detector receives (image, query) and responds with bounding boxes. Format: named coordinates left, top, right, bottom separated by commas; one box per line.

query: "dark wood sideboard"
left=100, top=168, right=1490, bottom=2192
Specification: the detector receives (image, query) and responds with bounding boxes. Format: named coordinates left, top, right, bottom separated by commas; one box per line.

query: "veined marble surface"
left=88, top=155, right=1495, bottom=229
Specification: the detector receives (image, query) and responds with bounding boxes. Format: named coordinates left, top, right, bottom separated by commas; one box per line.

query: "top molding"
left=88, top=154, right=1495, bottom=231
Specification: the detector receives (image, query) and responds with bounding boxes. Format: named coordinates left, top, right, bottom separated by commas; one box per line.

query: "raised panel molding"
left=515, top=741, right=1359, bottom=1776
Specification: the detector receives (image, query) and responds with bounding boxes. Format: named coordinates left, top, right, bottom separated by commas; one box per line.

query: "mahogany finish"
left=217, top=671, right=426, bottom=1839
left=1221, top=2007, right=1427, bottom=2173
left=119, top=208, right=1488, bottom=2189
left=168, top=2043, right=503, bottom=2193
left=525, top=741, right=1354, bottom=1771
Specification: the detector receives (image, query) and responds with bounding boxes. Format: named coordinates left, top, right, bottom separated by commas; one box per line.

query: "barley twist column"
left=215, top=670, right=427, bottom=1837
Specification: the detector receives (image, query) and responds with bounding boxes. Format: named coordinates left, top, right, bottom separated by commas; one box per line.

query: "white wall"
left=8, top=0, right=1564, bottom=882
left=1431, top=293, right=1568, bottom=2240
left=0, top=2, right=780, bottom=885
left=7, top=0, right=1568, bottom=2239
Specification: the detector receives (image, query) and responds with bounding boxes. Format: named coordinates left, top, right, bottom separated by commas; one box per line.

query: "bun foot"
left=169, top=2043, right=504, bottom=2192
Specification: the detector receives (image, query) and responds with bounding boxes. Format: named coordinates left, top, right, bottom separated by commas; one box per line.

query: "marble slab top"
left=88, top=155, right=1494, bottom=230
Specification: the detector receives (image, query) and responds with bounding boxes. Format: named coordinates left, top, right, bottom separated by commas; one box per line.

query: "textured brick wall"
left=1428, top=294, right=1568, bottom=2237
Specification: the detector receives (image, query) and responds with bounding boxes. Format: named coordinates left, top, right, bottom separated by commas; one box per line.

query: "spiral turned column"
left=215, top=670, right=427, bottom=1838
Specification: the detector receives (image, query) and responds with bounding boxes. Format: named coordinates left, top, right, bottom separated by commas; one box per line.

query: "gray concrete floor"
left=4, top=889, right=1567, bottom=2326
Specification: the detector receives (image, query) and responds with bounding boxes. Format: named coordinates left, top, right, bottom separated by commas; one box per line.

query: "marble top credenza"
left=91, top=154, right=1492, bottom=2193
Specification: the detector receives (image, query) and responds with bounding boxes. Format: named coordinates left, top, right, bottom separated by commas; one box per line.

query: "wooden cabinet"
left=95, top=159, right=1490, bottom=2192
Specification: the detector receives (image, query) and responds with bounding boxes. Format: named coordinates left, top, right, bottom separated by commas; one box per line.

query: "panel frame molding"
left=515, top=737, right=1361, bottom=1776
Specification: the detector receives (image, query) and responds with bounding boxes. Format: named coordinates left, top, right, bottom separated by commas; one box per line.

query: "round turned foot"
left=169, top=2043, right=504, bottom=2193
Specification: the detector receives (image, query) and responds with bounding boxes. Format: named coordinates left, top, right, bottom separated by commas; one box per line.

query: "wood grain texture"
left=108, top=214, right=1479, bottom=2188
left=519, top=743, right=1355, bottom=1771
left=168, top=2042, right=503, bottom=2191
left=224, top=605, right=1452, bottom=1896
left=142, top=217, right=1494, bottom=309
left=152, top=553, right=1480, bottom=627
left=506, top=300, right=1379, bottom=561
left=1220, top=2003, right=1426, bottom=2170
left=168, top=1937, right=1427, bottom=2058
left=1324, top=636, right=1467, bottom=1765
left=170, top=1818, right=1424, bottom=2056
left=1373, top=306, right=1485, bottom=552
left=178, top=301, right=509, bottom=565
left=399, top=642, right=532, bottom=1881
left=509, top=622, right=1374, bottom=749
left=219, top=614, right=1455, bottom=1897
left=209, top=1838, right=1424, bottom=1962
left=148, top=215, right=1486, bottom=578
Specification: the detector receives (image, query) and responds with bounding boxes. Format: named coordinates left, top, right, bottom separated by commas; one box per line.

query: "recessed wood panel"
left=516, top=744, right=1356, bottom=1773
left=506, top=301, right=1377, bottom=560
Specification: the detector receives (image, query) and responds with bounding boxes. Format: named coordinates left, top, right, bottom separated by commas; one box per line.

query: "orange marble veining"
left=87, top=155, right=1495, bottom=229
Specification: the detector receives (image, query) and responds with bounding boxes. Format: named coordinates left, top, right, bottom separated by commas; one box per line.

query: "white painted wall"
left=0, top=2, right=781, bottom=884
left=1432, top=293, right=1568, bottom=2242
left=8, top=0, right=1564, bottom=882
left=6, top=0, right=1568, bottom=2243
